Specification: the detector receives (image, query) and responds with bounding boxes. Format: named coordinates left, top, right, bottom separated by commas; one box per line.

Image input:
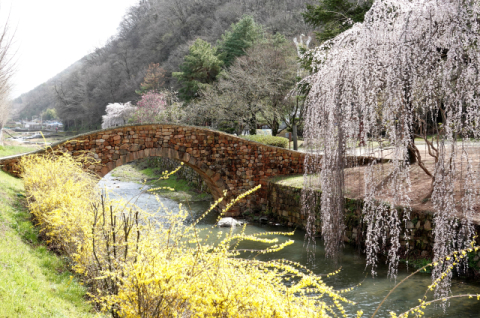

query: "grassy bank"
left=20, top=151, right=347, bottom=317
left=270, top=174, right=305, bottom=188
left=0, top=144, right=39, bottom=157
left=0, top=171, right=100, bottom=317
left=111, top=162, right=212, bottom=202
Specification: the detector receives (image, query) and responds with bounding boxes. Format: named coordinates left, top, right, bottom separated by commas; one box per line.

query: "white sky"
left=3, top=0, right=139, bottom=98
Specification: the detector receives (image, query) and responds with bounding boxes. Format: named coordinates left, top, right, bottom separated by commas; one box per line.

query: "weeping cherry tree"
left=101, top=102, right=137, bottom=129
left=302, top=0, right=480, bottom=300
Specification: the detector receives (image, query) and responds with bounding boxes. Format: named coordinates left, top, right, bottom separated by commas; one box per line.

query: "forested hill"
left=13, top=0, right=314, bottom=130
left=12, top=60, right=83, bottom=121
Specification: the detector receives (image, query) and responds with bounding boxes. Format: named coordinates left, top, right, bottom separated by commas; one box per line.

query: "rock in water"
left=259, top=216, right=268, bottom=224
left=217, top=217, right=239, bottom=227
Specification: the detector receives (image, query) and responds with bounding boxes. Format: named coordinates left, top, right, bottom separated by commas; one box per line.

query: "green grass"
left=110, top=163, right=211, bottom=202
left=0, top=145, right=39, bottom=157
left=147, top=172, right=212, bottom=201
left=270, top=174, right=306, bottom=189
left=110, top=163, right=145, bottom=181
left=148, top=174, right=196, bottom=192
left=401, top=258, right=432, bottom=274
left=241, top=135, right=289, bottom=148
left=0, top=171, right=101, bottom=317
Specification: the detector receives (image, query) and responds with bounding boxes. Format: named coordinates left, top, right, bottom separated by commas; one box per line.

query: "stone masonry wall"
left=266, top=181, right=480, bottom=260
left=0, top=124, right=306, bottom=216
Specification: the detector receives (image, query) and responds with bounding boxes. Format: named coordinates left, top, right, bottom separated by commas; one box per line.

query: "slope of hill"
left=12, top=0, right=314, bottom=131
left=12, top=60, right=83, bottom=120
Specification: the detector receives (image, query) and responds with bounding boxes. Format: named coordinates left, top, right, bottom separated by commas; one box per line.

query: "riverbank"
left=0, top=144, right=39, bottom=157
left=3, top=130, right=75, bottom=146
left=98, top=166, right=480, bottom=317
left=110, top=160, right=212, bottom=202
left=0, top=170, right=100, bottom=317
left=7, top=146, right=480, bottom=316
left=265, top=174, right=480, bottom=276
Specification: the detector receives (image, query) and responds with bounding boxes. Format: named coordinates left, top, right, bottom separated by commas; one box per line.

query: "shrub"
left=21, top=152, right=353, bottom=318
left=241, top=135, right=289, bottom=148
left=22, top=152, right=98, bottom=256
left=19, top=151, right=480, bottom=318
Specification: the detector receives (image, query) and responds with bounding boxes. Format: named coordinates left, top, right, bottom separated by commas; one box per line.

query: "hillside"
left=12, top=60, right=83, bottom=120
left=13, top=0, right=315, bottom=131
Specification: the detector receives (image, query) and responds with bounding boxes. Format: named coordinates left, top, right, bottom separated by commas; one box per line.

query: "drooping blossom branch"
left=302, top=0, right=479, bottom=296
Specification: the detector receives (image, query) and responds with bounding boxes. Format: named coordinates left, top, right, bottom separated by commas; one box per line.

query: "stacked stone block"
left=266, top=181, right=480, bottom=258
left=0, top=124, right=305, bottom=216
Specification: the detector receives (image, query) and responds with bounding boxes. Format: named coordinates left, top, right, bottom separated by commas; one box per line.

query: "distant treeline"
left=12, top=0, right=314, bottom=131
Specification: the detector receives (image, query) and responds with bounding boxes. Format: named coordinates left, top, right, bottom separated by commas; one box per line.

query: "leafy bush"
left=19, top=151, right=480, bottom=318
left=241, top=135, right=289, bottom=148
left=21, top=152, right=353, bottom=318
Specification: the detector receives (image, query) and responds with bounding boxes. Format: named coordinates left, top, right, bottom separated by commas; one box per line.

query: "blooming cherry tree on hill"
left=102, top=91, right=185, bottom=130
left=130, top=91, right=168, bottom=124
left=130, top=90, right=186, bottom=125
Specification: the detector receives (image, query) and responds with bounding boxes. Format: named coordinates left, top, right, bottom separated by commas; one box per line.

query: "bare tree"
left=191, top=34, right=297, bottom=135
left=0, top=14, right=15, bottom=147
left=13, top=0, right=315, bottom=129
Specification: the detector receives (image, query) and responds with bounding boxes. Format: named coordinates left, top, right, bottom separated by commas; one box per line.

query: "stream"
left=98, top=172, right=480, bottom=317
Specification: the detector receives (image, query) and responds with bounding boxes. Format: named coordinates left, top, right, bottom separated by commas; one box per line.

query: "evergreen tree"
left=216, top=16, right=263, bottom=69
left=173, top=39, right=224, bottom=102
left=302, top=0, right=372, bottom=43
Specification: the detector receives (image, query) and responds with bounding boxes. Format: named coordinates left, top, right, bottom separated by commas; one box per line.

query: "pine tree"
left=302, top=0, right=373, bottom=43
left=216, top=16, right=263, bottom=69
left=173, top=39, right=224, bottom=102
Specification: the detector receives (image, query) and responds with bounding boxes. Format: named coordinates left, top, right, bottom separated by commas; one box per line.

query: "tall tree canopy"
left=302, top=0, right=373, bottom=43
left=0, top=16, right=14, bottom=146
left=12, top=0, right=314, bottom=130
left=216, top=15, right=263, bottom=68
left=191, top=34, right=297, bottom=135
left=173, top=39, right=224, bottom=101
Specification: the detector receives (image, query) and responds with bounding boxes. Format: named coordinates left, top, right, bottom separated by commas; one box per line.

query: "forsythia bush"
left=22, top=152, right=358, bottom=318
left=22, top=152, right=98, bottom=255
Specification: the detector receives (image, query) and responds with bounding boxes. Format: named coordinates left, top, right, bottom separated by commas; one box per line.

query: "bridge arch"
left=0, top=124, right=305, bottom=215
left=102, top=146, right=229, bottom=202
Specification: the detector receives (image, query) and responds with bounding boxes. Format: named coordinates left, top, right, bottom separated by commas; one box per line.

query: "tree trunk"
left=270, top=115, right=280, bottom=136
left=235, top=123, right=243, bottom=136
left=249, top=112, right=257, bottom=135
left=0, top=125, right=3, bottom=147
left=292, top=124, right=298, bottom=150
left=407, top=144, right=417, bottom=164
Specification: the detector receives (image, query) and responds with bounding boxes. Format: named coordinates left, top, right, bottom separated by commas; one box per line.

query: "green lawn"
left=269, top=174, right=305, bottom=188
left=0, top=171, right=101, bottom=317
left=145, top=169, right=212, bottom=201
left=0, top=145, right=39, bottom=157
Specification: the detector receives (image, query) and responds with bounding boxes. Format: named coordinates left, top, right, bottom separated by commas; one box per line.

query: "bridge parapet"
left=0, top=124, right=305, bottom=216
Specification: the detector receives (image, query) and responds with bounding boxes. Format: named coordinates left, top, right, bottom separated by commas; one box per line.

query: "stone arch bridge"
left=0, top=124, right=306, bottom=216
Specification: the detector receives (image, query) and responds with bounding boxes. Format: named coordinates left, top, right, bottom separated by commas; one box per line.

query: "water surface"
left=98, top=172, right=480, bottom=317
